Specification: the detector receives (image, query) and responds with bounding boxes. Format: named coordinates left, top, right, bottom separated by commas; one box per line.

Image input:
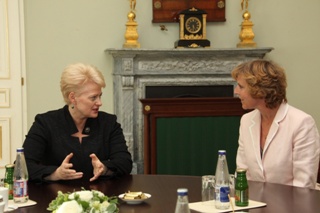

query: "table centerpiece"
left=47, top=188, right=119, bottom=213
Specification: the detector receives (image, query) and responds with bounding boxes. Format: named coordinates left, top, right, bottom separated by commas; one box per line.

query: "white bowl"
left=118, top=193, right=151, bottom=205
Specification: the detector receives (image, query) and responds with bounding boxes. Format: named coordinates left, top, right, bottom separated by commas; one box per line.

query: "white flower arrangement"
left=47, top=188, right=119, bottom=213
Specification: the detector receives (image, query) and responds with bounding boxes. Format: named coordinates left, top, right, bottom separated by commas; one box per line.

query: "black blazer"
left=23, top=105, right=132, bottom=182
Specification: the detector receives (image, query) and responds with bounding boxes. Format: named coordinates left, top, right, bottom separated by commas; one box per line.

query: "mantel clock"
left=174, top=7, right=210, bottom=48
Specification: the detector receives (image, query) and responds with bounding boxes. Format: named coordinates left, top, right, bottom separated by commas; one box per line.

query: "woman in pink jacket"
left=232, top=59, right=320, bottom=189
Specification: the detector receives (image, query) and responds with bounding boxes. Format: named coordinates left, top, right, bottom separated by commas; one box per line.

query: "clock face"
left=185, top=17, right=202, bottom=34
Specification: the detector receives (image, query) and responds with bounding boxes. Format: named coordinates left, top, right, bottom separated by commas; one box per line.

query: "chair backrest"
left=156, top=116, right=240, bottom=175
left=141, top=97, right=248, bottom=175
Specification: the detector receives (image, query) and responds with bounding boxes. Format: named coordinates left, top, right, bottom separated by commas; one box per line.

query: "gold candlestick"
left=123, top=0, right=140, bottom=48
left=237, top=0, right=257, bottom=48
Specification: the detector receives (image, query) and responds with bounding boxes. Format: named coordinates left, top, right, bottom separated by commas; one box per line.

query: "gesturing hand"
left=46, top=153, right=83, bottom=181
left=89, top=153, right=107, bottom=182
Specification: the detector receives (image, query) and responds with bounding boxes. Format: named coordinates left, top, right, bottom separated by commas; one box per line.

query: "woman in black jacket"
left=23, top=63, right=132, bottom=182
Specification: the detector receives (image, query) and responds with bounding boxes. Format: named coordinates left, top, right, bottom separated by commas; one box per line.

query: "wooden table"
left=11, top=174, right=320, bottom=212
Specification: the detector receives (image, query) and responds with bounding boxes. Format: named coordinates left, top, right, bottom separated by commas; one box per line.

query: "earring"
left=71, top=104, right=74, bottom=109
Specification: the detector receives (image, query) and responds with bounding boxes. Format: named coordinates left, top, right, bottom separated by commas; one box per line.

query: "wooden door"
left=0, top=0, right=26, bottom=176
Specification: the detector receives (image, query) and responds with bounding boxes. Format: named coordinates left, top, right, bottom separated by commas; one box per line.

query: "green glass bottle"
left=235, top=168, right=249, bottom=207
left=4, top=164, right=14, bottom=200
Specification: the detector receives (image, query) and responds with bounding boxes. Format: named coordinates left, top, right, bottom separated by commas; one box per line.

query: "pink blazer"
left=236, top=103, right=320, bottom=189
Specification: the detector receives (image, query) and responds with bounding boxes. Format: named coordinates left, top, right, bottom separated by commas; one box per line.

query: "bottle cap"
left=177, top=188, right=188, bottom=193
left=218, top=150, right=226, bottom=155
left=177, top=188, right=188, bottom=195
left=5, top=164, right=14, bottom=169
left=236, top=168, right=247, bottom=173
left=17, top=147, right=24, bottom=152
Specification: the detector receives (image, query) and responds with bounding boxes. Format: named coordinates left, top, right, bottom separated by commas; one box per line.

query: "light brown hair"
left=231, top=59, right=287, bottom=109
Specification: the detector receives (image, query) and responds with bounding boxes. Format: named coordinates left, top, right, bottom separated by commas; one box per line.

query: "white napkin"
left=6, top=199, right=37, bottom=211
left=189, top=197, right=266, bottom=213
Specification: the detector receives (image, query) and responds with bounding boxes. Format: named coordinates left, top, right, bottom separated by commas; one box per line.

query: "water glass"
left=0, top=195, right=4, bottom=213
left=229, top=174, right=235, bottom=197
left=202, top=175, right=215, bottom=203
left=0, top=187, right=8, bottom=211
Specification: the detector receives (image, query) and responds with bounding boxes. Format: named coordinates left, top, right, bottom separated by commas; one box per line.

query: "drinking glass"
left=202, top=175, right=215, bottom=204
left=0, top=187, right=8, bottom=211
left=229, top=174, right=235, bottom=197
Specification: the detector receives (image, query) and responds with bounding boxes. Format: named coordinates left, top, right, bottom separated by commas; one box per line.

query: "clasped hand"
left=47, top=153, right=106, bottom=181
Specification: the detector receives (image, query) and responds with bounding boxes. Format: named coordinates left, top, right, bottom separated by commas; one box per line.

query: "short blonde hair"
left=231, top=59, right=287, bottom=109
left=60, top=63, right=106, bottom=104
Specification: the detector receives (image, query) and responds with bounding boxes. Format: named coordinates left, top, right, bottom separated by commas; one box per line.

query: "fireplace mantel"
left=105, top=47, right=273, bottom=174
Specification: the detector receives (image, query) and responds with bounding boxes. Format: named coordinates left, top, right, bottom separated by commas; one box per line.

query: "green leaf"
left=107, top=203, right=119, bottom=213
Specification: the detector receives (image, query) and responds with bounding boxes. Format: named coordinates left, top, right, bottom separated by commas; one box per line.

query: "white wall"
left=24, top=0, right=320, bottom=129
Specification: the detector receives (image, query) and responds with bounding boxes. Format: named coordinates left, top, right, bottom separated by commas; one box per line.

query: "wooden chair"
left=140, top=97, right=248, bottom=175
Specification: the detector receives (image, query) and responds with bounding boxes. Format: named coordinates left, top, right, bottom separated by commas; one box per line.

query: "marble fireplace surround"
left=106, top=48, right=273, bottom=174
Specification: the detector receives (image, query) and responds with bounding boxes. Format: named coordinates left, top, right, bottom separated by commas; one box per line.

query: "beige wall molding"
left=0, top=88, right=10, bottom=107
left=0, top=117, right=10, bottom=164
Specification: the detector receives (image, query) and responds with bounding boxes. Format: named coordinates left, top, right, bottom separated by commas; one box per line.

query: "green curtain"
left=156, top=116, right=240, bottom=176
